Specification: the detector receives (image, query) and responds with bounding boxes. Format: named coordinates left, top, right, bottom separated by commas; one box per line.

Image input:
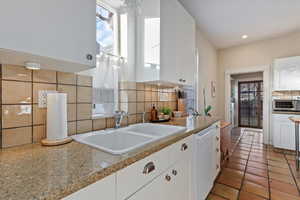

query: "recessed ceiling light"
left=242, top=35, right=248, bottom=39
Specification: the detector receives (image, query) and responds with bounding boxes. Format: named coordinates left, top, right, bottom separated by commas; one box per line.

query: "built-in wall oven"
left=273, top=99, right=300, bottom=112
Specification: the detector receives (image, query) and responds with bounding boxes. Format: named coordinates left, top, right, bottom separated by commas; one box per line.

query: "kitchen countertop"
left=273, top=111, right=300, bottom=115
left=0, top=116, right=220, bottom=200
left=289, top=117, right=300, bottom=123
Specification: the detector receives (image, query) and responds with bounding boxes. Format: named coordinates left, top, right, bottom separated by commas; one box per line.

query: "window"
left=144, top=18, right=160, bottom=68
left=80, top=2, right=124, bottom=117
left=96, top=4, right=119, bottom=55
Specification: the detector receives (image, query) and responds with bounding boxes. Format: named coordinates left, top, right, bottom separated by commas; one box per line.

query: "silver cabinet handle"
left=181, top=143, right=188, bottom=151
left=143, top=162, right=155, bottom=174
left=165, top=175, right=171, bottom=182
left=172, top=170, right=178, bottom=176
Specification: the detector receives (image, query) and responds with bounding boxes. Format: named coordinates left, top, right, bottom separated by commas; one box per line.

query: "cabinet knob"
left=216, top=165, right=219, bottom=169
left=179, top=78, right=183, bottom=82
left=216, top=136, right=219, bottom=141
left=216, top=148, right=219, bottom=152
left=172, top=169, right=178, bottom=176
left=181, top=143, right=188, bottom=151
left=86, top=54, right=93, bottom=60
left=165, top=175, right=171, bottom=182
left=143, top=162, right=155, bottom=174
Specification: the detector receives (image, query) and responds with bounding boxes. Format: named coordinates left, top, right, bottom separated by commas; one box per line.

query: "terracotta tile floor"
left=208, top=128, right=300, bottom=200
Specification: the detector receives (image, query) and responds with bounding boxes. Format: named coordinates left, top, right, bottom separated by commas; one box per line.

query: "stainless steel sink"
left=72, top=123, right=186, bottom=155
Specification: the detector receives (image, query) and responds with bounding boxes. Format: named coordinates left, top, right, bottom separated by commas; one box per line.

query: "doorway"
left=238, top=81, right=263, bottom=129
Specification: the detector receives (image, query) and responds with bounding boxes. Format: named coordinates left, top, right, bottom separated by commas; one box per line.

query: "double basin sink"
left=72, top=123, right=186, bottom=155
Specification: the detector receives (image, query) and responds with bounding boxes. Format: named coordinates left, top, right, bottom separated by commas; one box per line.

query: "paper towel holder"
left=41, top=93, right=73, bottom=146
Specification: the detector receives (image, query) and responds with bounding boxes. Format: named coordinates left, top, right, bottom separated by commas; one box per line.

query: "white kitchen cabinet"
left=194, top=131, right=214, bottom=200
left=116, top=147, right=170, bottom=200
left=126, top=171, right=167, bottom=200
left=0, top=0, right=96, bottom=72
left=161, top=0, right=196, bottom=86
left=193, top=122, right=221, bottom=200
left=212, top=124, right=221, bottom=179
left=169, top=159, right=190, bottom=200
left=128, top=159, right=190, bottom=200
left=62, top=174, right=115, bottom=200
left=272, top=114, right=298, bottom=150
left=273, top=56, right=300, bottom=91
left=136, top=0, right=196, bottom=86
left=118, top=135, right=193, bottom=200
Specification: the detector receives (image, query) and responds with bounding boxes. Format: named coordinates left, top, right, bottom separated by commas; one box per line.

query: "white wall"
left=196, top=27, right=218, bottom=116
left=218, top=31, right=300, bottom=118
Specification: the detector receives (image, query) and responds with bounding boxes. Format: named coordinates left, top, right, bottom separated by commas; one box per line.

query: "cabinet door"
left=170, top=160, right=190, bottom=200
left=0, top=0, right=96, bottom=69
left=273, top=114, right=297, bottom=150
left=127, top=173, right=167, bottom=200
left=160, top=0, right=179, bottom=84
left=62, top=174, right=115, bottom=200
left=212, top=126, right=221, bottom=180
left=273, top=57, right=300, bottom=90
left=160, top=0, right=196, bottom=85
left=174, top=1, right=196, bottom=86
left=273, top=120, right=295, bottom=150
left=194, top=132, right=214, bottom=200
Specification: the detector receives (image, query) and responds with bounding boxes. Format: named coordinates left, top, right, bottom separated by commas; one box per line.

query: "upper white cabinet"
left=273, top=56, right=300, bottom=91
left=0, top=0, right=96, bottom=72
left=136, top=0, right=196, bottom=86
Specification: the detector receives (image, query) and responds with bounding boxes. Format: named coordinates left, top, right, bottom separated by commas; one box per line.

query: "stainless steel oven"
left=273, top=99, right=300, bottom=111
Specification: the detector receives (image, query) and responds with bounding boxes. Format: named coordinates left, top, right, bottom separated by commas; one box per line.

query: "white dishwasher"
left=192, top=124, right=219, bottom=200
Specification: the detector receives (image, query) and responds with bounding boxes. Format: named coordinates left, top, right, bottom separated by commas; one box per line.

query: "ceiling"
left=179, top=0, right=300, bottom=49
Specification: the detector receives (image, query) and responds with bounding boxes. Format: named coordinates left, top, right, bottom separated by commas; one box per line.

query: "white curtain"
left=93, top=54, right=122, bottom=115
left=79, top=54, right=124, bottom=115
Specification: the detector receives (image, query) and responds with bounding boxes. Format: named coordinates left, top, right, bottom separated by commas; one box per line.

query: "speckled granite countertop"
left=273, top=111, right=300, bottom=115
left=0, top=116, right=220, bottom=200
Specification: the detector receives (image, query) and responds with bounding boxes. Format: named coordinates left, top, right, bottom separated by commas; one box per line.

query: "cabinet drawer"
left=116, top=147, right=170, bottom=200
left=169, top=135, right=193, bottom=165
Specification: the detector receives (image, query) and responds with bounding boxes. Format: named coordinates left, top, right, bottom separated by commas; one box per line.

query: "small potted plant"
left=160, top=107, right=172, bottom=120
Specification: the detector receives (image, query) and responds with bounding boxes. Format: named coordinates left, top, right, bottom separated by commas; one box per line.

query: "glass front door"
left=238, top=81, right=263, bottom=129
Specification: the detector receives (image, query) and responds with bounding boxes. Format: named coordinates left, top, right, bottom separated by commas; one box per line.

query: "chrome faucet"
left=114, top=110, right=127, bottom=129
left=188, top=107, right=201, bottom=117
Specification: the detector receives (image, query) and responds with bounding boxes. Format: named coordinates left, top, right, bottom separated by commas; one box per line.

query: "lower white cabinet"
left=62, top=123, right=221, bottom=200
left=117, top=135, right=193, bottom=200
left=272, top=114, right=297, bottom=150
left=193, top=122, right=221, bottom=200
left=128, top=159, right=190, bottom=200
left=62, top=174, right=115, bottom=200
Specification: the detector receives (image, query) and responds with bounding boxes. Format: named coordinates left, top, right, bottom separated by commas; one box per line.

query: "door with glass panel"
left=238, top=81, right=263, bottom=129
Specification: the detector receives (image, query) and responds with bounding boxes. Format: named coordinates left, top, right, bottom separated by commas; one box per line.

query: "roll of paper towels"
left=46, top=93, right=68, bottom=140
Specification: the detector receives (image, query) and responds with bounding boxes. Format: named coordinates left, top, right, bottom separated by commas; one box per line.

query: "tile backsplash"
left=1, top=64, right=92, bottom=148
left=0, top=64, right=178, bottom=148
left=272, top=91, right=300, bottom=99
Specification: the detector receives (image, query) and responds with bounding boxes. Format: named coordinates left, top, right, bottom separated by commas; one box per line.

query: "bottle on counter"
left=150, top=105, right=158, bottom=121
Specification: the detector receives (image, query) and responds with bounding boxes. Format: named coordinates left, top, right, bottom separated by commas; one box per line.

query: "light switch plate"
left=38, top=90, right=57, bottom=108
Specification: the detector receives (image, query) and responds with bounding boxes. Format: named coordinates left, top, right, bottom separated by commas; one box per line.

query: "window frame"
left=96, top=0, right=120, bottom=56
